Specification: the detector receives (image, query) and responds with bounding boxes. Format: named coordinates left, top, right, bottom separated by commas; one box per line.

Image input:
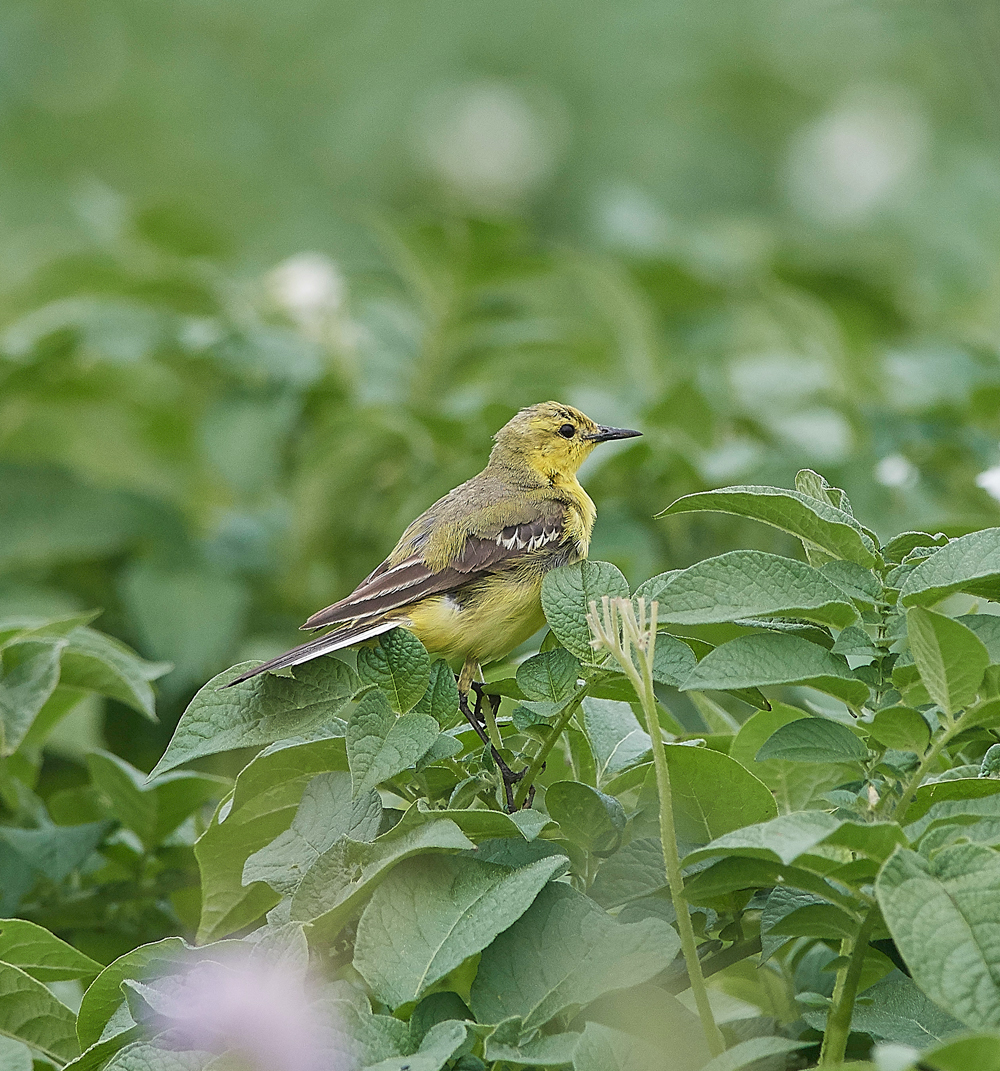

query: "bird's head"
left=489, top=401, right=641, bottom=481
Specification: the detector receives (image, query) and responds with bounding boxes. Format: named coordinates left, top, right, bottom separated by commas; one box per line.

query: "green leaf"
left=876, top=844, right=1000, bottom=1029
left=356, top=629, right=431, bottom=713
left=960, top=616, right=1000, bottom=665
left=916, top=1034, right=1000, bottom=1071
left=87, top=750, right=228, bottom=850
left=867, top=706, right=931, bottom=754
left=541, top=560, right=629, bottom=660
left=407, top=805, right=552, bottom=844
left=904, top=778, right=1000, bottom=826
left=58, top=626, right=169, bottom=721
left=544, top=781, right=626, bottom=855
left=0, top=638, right=65, bottom=755
left=588, top=838, right=667, bottom=909
left=906, top=607, right=989, bottom=716
left=755, top=717, right=867, bottom=764
left=802, top=971, right=964, bottom=1048
left=290, top=813, right=474, bottom=936
left=819, top=560, right=883, bottom=605
left=412, top=659, right=461, bottom=728
left=698, top=1037, right=810, bottom=1071
left=483, top=1018, right=579, bottom=1066
left=901, top=529, right=1000, bottom=606
left=581, top=698, right=651, bottom=786
left=0, top=820, right=111, bottom=911
left=355, top=853, right=566, bottom=1008
left=104, top=1041, right=210, bottom=1071
left=730, top=704, right=860, bottom=812
left=647, top=745, right=777, bottom=843
left=194, top=736, right=348, bottom=942
left=0, top=960, right=79, bottom=1063
left=681, top=632, right=870, bottom=707
left=572, top=1022, right=660, bottom=1071
left=768, top=902, right=861, bottom=940
left=76, top=937, right=189, bottom=1049
left=656, top=486, right=879, bottom=567
left=652, top=550, right=859, bottom=629
left=346, top=690, right=440, bottom=797
left=831, top=625, right=878, bottom=657
left=242, top=771, right=381, bottom=896
left=364, top=1020, right=469, bottom=1071
left=0, top=918, right=102, bottom=981
left=516, top=648, right=581, bottom=702
left=469, top=881, right=680, bottom=1030
left=884, top=531, right=950, bottom=563
left=683, top=810, right=844, bottom=866
left=651, top=634, right=698, bottom=687
left=151, top=658, right=358, bottom=776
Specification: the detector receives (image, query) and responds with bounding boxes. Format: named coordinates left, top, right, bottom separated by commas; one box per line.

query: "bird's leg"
left=455, top=660, right=526, bottom=813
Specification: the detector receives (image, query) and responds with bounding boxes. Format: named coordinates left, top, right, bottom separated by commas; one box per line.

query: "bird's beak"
left=585, top=425, right=642, bottom=443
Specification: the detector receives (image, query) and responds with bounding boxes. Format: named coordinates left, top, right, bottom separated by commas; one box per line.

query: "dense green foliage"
left=9, top=475, right=1000, bottom=1068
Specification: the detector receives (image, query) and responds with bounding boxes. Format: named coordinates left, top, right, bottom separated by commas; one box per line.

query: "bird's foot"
left=457, top=681, right=528, bottom=812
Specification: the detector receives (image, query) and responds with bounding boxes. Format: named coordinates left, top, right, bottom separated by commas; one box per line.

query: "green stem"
left=891, top=718, right=960, bottom=821
left=818, top=907, right=878, bottom=1067
left=628, top=635, right=725, bottom=1057
left=512, top=685, right=588, bottom=809
left=482, top=699, right=503, bottom=752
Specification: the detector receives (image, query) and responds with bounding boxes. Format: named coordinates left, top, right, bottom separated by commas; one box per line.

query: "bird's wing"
left=301, top=512, right=569, bottom=630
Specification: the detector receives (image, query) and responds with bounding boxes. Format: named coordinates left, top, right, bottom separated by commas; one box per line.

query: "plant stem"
left=818, top=907, right=878, bottom=1067
left=591, top=598, right=724, bottom=1057
left=891, top=719, right=960, bottom=821
left=511, top=685, right=588, bottom=809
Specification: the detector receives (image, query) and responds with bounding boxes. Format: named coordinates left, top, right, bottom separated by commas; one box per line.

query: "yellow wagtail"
left=229, top=400, right=639, bottom=713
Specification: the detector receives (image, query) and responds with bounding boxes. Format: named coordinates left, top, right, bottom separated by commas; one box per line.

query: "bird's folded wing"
left=301, top=513, right=568, bottom=630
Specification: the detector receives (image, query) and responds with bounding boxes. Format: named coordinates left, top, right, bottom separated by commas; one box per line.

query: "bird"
left=228, top=401, right=640, bottom=695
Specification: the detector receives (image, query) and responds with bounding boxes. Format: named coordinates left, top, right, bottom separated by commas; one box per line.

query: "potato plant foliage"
left=8, top=472, right=1000, bottom=1070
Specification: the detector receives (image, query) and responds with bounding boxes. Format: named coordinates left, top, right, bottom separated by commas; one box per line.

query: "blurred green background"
left=2, top=0, right=999, bottom=768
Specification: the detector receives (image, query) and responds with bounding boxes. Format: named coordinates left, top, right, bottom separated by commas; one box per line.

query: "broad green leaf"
left=651, top=634, right=697, bottom=687
left=768, top=902, right=861, bottom=940
left=820, top=560, right=883, bottom=605
left=363, top=1020, right=468, bottom=1071
left=581, top=698, right=651, bottom=786
left=87, top=750, right=228, bottom=849
left=0, top=918, right=101, bottom=981
left=544, top=781, right=626, bottom=855
left=681, top=632, right=870, bottom=707
left=104, top=1042, right=210, bottom=1071
left=901, top=529, right=1000, bottom=606
left=652, top=550, right=859, bottom=629
left=484, top=1018, right=579, bottom=1066
left=469, top=881, right=680, bottom=1030
left=905, top=795, right=1000, bottom=843
left=904, top=778, right=1000, bottom=826
left=588, top=838, right=666, bottom=909
left=884, top=531, right=950, bottom=563
left=407, top=805, right=551, bottom=843
left=0, top=638, right=65, bottom=755
left=906, top=607, right=989, bottom=716
left=541, top=560, right=629, bottom=660
left=730, top=704, right=859, bottom=812
left=960, top=616, right=1000, bottom=665
left=876, top=844, right=1000, bottom=1029
left=917, top=1034, right=1000, bottom=1071
left=831, top=625, right=878, bottom=657
left=698, top=1037, right=810, bottom=1071
left=151, top=658, right=358, bottom=776
left=755, top=717, right=867, bottom=764
left=356, top=629, right=430, bottom=713
left=355, top=853, right=566, bottom=1007
left=516, top=648, right=580, bottom=702
left=58, top=627, right=169, bottom=721
left=0, top=820, right=111, bottom=911
left=346, top=690, right=439, bottom=797
left=656, top=486, right=879, bottom=567
left=0, top=960, right=79, bottom=1063
left=572, top=1022, right=660, bottom=1071
left=867, top=706, right=931, bottom=754
left=801, top=971, right=964, bottom=1048
left=683, top=810, right=844, bottom=866
left=412, top=659, right=461, bottom=728
left=242, top=771, right=381, bottom=896
left=650, top=745, right=777, bottom=843
left=194, top=736, right=348, bottom=942
left=290, top=814, right=474, bottom=935
left=77, top=937, right=189, bottom=1048
left=760, top=886, right=826, bottom=962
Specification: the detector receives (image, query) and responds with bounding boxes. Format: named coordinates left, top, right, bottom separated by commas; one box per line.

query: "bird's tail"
left=225, top=618, right=399, bottom=686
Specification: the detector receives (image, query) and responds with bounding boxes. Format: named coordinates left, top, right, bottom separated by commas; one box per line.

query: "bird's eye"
left=558, top=423, right=576, bottom=438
